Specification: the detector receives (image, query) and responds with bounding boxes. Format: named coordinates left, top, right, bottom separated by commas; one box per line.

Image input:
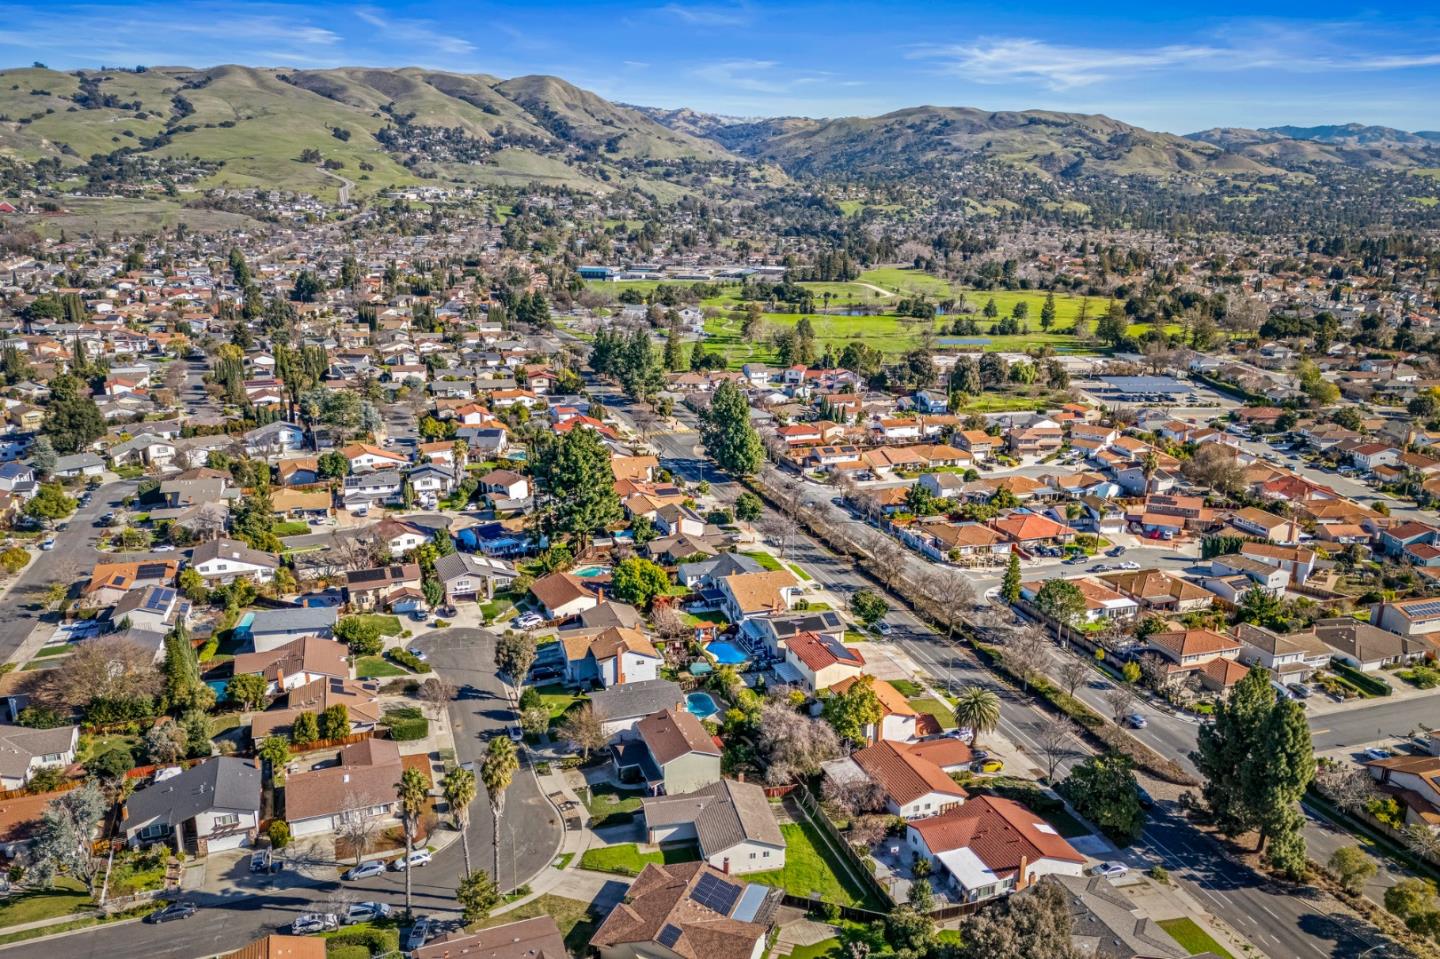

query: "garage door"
left=208, top=832, right=249, bottom=852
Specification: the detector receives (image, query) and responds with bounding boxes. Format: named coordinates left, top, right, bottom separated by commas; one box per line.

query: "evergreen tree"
left=533, top=427, right=622, bottom=551
left=700, top=380, right=764, bottom=477
left=1001, top=553, right=1022, bottom=604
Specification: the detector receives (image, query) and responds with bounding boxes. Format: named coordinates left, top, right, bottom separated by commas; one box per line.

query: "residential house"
left=341, top=471, right=404, bottom=512
left=1363, top=755, right=1440, bottom=829
left=1229, top=507, right=1301, bottom=545
left=243, top=422, right=306, bottom=457
left=122, top=758, right=261, bottom=853
left=284, top=739, right=409, bottom=837
left=560, top=626, right=662, bottom=688
left=231, top=637, right=350, bottom=696
left=345, top=563, right=423, bottom=611
left=414, top=917, right=566, bottom=959
left=954, top=430, right=997, bottom=462
left=1319, top=616, right=1439, bottom=670
left=1239, top=542, right=1318, bottom=585
left=1019, top=578, right=1137, bottom=624
left=842, top=739, right=968, bottom=819
left=191, top=538, right=279, bottom=585
left=614, top=708, right=721, bottom=796
left=530, top=572, right=601, bottom=621
left=222, top=936, right=327, bottom=959
left=589, top=862, right=782, bottom=959
left=1148, top=629, right=1250, bottom=692
left=1097, top=569, right=1212, bottom=614
left=0, top=724, right=78, bottom=790
left=342, top=443, right=409, bottom=474
left=1207, top=554, right=1290, bottom=595
left=479, top=469, right=529, bottom=501
left=111, top=585, right=190, bottom=633
left=641, top=779, right=786, bottom=875
left=829, top=675, right=937, bottom=743
left=781, top=631, right=865, bottom=693
left=1233, top=623, right=1331, bottom=682
left=81, top=559, right=178, bottom=609
left=249, top=677, right=383, bottom=740
left=718, top=570, right=802, bottom=628
left=589, top=680, right=685, bottom=741
left=433, top=552, right=517, bottom=604
left=905, top=796, right=1086, bottom=903
left=988, top=513, right=1076, bottom=551
left=244, top=606, right=338, bottom=653
left=51, top=452, right=105, bottom=479
left=1371, top=600, right=1440, bottom=640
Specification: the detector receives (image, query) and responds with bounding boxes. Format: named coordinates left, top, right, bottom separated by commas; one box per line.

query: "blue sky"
left=4, top=1, right=1440, bottom=132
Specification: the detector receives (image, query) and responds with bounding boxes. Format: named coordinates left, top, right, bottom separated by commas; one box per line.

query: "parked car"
left=971, top=758, right=1004, bottom=774
left=872, top=621, right=892, bottom=636
left=291, top=913, right=339, bottom=935
left=389, top=849, right=432, bottom=871
left=1286, top=683, right=1311, bottom=699
left=529, top=666, right=562, bottom=682
left=1091, top=862, right=1129, bottom=879
left=1118, top=561, right=1140, bottom=570
left=1064, top=555, right=1087, bottom=565
left=410, top=609, right=427, bottom=622
left=508, top=725, right=523, bottom=742
left=144, top=901, right=197, bottom=924
left=343, top=902, right=393, bottom=925
left=951, top=727, right=974, bottom=742
left=342, top=860, right=386, bottom=881
left=1106, top=546, right=1126, bottom=557
left=404, top=917, right=436, bottom=952
left=512, top=612, right=544, bottom=630
left=1364, top=747, right=1394, bottom=761
left=409, top=647, right=427, bottom=661
left=153, top=544, right=175, bottom=552
left=1126, top=713, right=1148, bottom=729
left=250, top=849, right=284, bottom=873
left=39, top=539, right=54, bottom=551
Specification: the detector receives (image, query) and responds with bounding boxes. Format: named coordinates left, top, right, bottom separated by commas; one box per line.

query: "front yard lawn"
left=1156, top=918, right=1234, bottom=959
left=740, top=551, right=782, bottom=571
left=0, top=878, right=90, bottom=927
left=585, top=782, right=648, bottom=827
left=273, top=520, right=310, bottom=537
left=535, top=684, right=586, bottom=728
left=908, top=697, right=957, bottom=729
left=355, top=656, right=409, bottom=678
left=351, top=614, right=403, bottom=636
left=474, top=895, right=599, bottom=954
left=579, top=842, right=699, bottom=876
left=888, top=679, right=924, bottom=697
left=747, top=820, right=876, bottom=908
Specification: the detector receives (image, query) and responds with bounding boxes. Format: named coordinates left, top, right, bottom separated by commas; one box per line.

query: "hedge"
left=326, top=926, right=399, bottom=956
left=382, top=707, right=430, bottom=741
left=1329, top=659, right=1392, bottom=697
left=386, top=648, right=432, bottom=673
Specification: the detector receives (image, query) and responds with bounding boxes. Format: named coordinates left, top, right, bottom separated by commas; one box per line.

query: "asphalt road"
left=0, top=479, right=138, bottom=664
left=632, top=397, right=1383, bottom=959
left=2, top=629, right=561, bottom=959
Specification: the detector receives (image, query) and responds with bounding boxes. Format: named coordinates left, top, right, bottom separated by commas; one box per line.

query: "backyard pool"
left=685, top=691, right=722, bottom=720
left=706, top=641, right=749, bottom=665
left=575, top=565, right=610, bottom=579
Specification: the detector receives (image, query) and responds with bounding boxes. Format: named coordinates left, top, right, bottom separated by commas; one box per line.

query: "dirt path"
left=855, top=281, right=895, bottom=298
left=315, top=166, right=354, bottom=204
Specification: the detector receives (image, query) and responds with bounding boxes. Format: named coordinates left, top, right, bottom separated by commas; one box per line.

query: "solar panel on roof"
left=143, top=587, right=176, bottom=611
left=657, top=924, right=683, bottom=948
left=690, top=872, right=741, bottom=915
left=1404, top=600, right=1440, bottom=619
left=136, top=563, right=168, bottom=579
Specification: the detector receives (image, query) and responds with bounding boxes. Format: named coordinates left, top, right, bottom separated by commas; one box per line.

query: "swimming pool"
left=706, top=641, right=748, bottom=665
left=575, top=565, right=610, bottom=579
left=685, top=691, right=722, bottom=720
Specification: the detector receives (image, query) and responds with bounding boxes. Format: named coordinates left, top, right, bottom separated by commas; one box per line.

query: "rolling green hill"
left=0, top=65, right=740, bottom=200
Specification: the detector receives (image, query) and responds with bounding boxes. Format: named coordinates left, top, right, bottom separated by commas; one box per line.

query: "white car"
left=1091, top=862, right=1129, bottom=879
left=153, top=544, right=176, bottom=552
left=512, top=613, right=544, bottom=630
left=291, top=913, right=339, bottom=934
left=1364, top=746, right=1394, bottom=761
left=39, top=539, right=55, bottom=551
left=872, top=621, right=892, bottom=636
left=1119, top=561, right=1140, bottom=570
left=389, top=849, right=432, bottom=871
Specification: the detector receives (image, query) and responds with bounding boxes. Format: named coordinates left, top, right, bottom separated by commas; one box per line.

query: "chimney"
left=1017, top=855, right=1029, bottom=890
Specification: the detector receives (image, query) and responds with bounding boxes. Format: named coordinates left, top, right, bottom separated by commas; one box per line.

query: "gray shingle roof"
left=589, top=679, right=684, bottom=722
left=121, top=757, right=261, bottom=831
left=642, top=779, right=784, bottom=857
left=0, top=725, right=76, bottom=781
left=247, top=606, right=337, bottom=635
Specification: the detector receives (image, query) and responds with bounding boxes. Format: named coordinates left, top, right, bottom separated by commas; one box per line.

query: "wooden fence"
left=788, top=782, right=895, bottom=912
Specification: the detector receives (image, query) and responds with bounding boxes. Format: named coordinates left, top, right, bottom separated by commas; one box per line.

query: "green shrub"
left=327, top=925, right=399, bottom=956
left=1329, top=661, right=1392, bottom=697
left=382, top=707, right=430, bottom=741
left=268, top=820, right=291, bottom=849
left=386, top=648, right=432, bottom=673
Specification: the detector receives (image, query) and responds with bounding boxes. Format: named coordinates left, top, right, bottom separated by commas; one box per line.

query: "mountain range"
left=2, top=64, right=1438, bottom=201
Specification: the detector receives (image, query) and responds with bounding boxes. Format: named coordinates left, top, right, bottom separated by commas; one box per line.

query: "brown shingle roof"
left=909, top=795, right=1084, bottom=877
left=853, top=740, right=968, bottom=807
left=589, top=862, right=774, bottom=959
left=638, top=708, right=720, bottom=766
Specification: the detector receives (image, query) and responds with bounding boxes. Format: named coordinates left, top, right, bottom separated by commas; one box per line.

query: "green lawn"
left=1157, top=918, right=1234, bottom=959
left=535, top=684, right=587, bottom=728
left=350, top=614, right=402, bottom=636
left=787, top=563, right=814, bottom=582
left=908, top=697, right=957, bottom=729
left=273, top=520, right=310, bottom=537
left=888, top=679, right=924, bottom=697
left=355, top=656, right=408, bottom=678
left=747, top=820, right=877, bottom=908
left=474, top=895, right=598, bottom=954
left=578, top=842, right=699, bottom=876
left=0, top=878, right=90, bottom=927
left=585, top=782, right=648, bottom=827
left=740, top=551, right=782, bottom=571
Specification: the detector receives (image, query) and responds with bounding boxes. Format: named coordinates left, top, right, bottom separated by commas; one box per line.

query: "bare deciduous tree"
left=37, top=639, right=162, bottom=708
left=650, top=601, right=689, bottom=645
left=755, top=701, right=843, bottom=785
left=921, top=568, right=977, bottom=639
left=1004, top=625, right=1053, bottom=694
left=822, top=775, right=887, bottom=818
left=556, top=705, right=606, bottom=760
left=1104, top=684, right=1138, bottom=725
left=1057, top=658, right=1089, bottom=700
left=1036, top=719, right=1078, bottom=783
left=417, top=678, right=455, bottom=720
left=336, top=808, right=382, bottom=865
left=1315, top=763, right=1379, bottom=815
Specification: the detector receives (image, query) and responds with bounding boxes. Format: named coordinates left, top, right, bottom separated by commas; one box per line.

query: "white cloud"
left=659, top=3, right=752, bottom=28
left=352, top=7, right=474, bottom=55
left=909, top=38, right=1220, bottom=89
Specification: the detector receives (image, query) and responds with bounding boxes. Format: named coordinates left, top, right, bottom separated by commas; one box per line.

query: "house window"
left=213, top=814, right=240, bottom=829
left=140, top=823, right=169, bottom=840
left=750, top=852, right=756, bottom=859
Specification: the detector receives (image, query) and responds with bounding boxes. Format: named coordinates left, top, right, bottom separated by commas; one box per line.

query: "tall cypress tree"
left=701, top=380, right=764, bottom=477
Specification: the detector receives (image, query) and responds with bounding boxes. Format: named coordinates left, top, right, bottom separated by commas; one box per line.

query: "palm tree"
left=480, top=737, right=519, bottom=882
left=394, top=767, right=429, bottom=918
left=1141, top=450, right=1159, bottom=493
left=953, top=686, right=1002, bottom=749
left=442, top=765, right=478, bottom=878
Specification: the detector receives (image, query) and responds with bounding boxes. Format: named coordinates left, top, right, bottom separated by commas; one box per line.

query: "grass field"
left=585, top=782, right=648, bottom=827
left=273, top=520, right=311, bottom=537
left=908, top=697, right=957, bottom=730
left=0, top=878, right=90, bottom=928
left=1157, top=918, right=1234, bottom=958
left=747, top=820, right=878, bottom=908
left=474, top=895, right=598, bottom=953
left=740, top=551, right=782, bottom=571
left=578, top=842, right=699, bottom=876
left=349, top=613, right=403, bottom=636
left=355, top=656, right=408, bottom=678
